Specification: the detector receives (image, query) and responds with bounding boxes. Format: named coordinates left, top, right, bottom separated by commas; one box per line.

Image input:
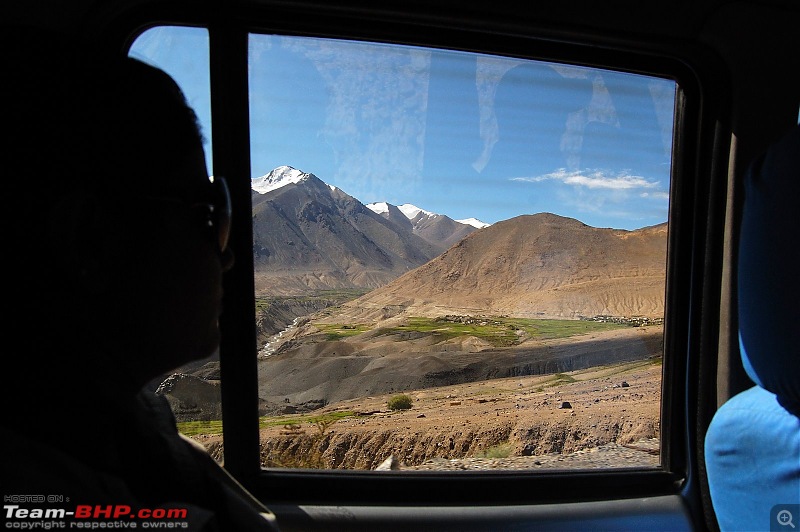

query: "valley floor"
left=197, top=355, right=662, bottom=472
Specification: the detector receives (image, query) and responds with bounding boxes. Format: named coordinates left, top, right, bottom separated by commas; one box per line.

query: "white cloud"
left=640, top=191, right=670, bottom=200
left=512, top=169, right=660, bottom=190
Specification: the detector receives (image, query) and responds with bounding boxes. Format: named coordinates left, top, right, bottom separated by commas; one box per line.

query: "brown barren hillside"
left=326, top=213, right=667, bottom=323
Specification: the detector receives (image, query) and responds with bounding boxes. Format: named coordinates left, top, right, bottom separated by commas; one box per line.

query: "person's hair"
left=7, top=41, right=203, bottom=196
left=4, top=29, right=205, bottom=351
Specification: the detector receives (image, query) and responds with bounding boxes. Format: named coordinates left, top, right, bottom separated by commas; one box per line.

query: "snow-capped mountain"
left=397, top=203, right=433, bottom=220
left=250, top=166, right=468, bottom=295
left=366, top=201, right=485, bottom=250
left=367, top=202, right=489, bottom=230
left=251, top=165, right=311, bottom=194
left=456, top=217, right=491, bottom=229
left=253, top=166, right=489, bottom=231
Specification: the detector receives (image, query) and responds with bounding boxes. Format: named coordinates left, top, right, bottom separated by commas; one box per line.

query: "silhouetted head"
left=5, top=30, right=233, bottom=400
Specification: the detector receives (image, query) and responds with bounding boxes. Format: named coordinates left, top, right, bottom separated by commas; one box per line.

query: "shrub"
left=387, top=394, right=413, bottom=411
left=477, top=442, right=514, bottom=459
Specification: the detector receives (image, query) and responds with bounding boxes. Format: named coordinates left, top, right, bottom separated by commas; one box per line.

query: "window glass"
left=128, top=27, right=224, bottom=450
left=249, top=34, right=674, bottom=471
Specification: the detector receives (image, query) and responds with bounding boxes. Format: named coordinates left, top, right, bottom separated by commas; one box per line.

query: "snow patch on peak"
left=366, top=202, right=390, bottom=215
left=457, top=217, right=491, bottom=229
left=252, top=165, right=309, bottom=194
left=398, top=203, right=434, bottom=220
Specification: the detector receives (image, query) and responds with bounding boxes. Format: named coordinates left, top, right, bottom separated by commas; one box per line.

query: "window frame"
left=118, top=3, right=727, bottom=511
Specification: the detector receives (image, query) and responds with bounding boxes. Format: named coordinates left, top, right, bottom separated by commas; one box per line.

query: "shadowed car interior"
left=4, top=1, right=799, bottom=530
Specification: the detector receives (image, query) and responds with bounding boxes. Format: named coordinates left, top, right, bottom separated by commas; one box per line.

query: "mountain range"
left=251, top=166, right=484, bottom=295
left=327, top=213, right=667, bottom=322
left=255, top=211, right=667, bottom=414
left=251, top=166, right=667, bottom=320
left=164, top=167, right=668, bottom=419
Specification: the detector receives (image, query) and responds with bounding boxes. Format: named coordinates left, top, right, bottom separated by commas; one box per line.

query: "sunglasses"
left=202, top=175, right=231, bottom=254
left=142, top=175, right=231, bottom=254
left=181, top=176, right=232, bottom=254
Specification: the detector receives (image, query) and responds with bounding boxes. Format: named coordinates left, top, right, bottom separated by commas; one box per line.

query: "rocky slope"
left=250, top=167, right=477, bottom=295
left=198, top=356, right=662, bottom=471
left=329, top=213, right=667, bottom=323
left=256, top=325, right=663, bottom=415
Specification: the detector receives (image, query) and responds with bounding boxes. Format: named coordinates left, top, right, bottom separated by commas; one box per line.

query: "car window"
left=130, top=26, right=676, bottom=473
left=128, top=27, right=225, bottom=447
left=130, top=26, right=213, bottom=175
left=248, top=33, right=674, bottom=472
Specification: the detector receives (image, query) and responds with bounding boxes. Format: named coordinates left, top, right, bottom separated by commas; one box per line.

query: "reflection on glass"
left=249, top=34, right=674, bottom=471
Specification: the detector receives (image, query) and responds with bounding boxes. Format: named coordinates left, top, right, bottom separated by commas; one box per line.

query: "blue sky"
left=131, top=27, right=675, bottom=230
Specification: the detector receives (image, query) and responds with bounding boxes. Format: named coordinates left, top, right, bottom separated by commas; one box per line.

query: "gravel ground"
left=401, top=438, right=660, bottom=471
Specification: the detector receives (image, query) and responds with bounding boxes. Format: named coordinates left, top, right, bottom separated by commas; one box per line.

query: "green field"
left=314, top=323, right=372, bottom=340
left=314, top=316, right=629, bottom=347
left=255, top=289, right=367, bottom=312
left=177, top=419, right=224, bottom=437
left=178, top=411, right=359, bottom=437
left=258, top=410, right=357, bottom=429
